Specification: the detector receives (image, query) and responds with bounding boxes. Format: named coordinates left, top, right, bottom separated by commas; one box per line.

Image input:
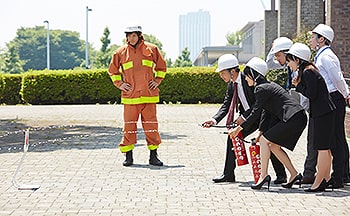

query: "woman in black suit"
left=287, top=43, right=336, bottom=192
left=229, top=57, right=307, bottom=190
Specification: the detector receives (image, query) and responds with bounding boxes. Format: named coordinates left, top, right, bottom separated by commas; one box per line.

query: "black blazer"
left=212, top=73, right=257, bottom=136
left=241, top=81, right=305, bottom=132
left=296, top=68, right=336, bottom=118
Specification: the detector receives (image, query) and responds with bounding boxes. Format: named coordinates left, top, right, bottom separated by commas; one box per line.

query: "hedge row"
left=0, top=74, right=4, bottom=101
left=0, top=67, right=229, bottom=105
left=0, top=74, right=21, bottom=104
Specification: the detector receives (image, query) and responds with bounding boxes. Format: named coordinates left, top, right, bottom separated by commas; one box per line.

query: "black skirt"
left=311, top=111, right=336, bottom=150
left=263, top=111, right=307, bottom=151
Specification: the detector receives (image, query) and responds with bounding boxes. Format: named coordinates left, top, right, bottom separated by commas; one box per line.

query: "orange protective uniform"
left=108, top=38, right=166, bottom=153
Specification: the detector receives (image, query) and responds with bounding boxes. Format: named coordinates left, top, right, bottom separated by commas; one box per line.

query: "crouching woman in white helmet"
left=228, top=57, right=307, bottom=190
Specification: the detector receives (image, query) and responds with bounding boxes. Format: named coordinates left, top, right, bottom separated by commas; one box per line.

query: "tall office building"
left=179, top=10, right=211, bottom=62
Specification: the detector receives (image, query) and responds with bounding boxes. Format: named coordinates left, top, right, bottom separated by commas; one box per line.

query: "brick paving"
left=0, top=104, right=349, bottom=215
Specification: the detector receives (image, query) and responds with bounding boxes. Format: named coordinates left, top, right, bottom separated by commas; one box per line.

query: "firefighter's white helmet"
left=215, top=54, right=239, bottom=72
left=312, top=24, right=334, bottom=42
left=246, top=57, right=268, bottom=77
left=287, top=43, right=311, bottom=62
left=270, top=37, right=293, bottom=54
left=124, top=22, right=142, bottom=33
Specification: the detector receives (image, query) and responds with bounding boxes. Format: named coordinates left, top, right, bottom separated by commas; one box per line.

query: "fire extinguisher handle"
left=251, top=138, right=257, bottom=145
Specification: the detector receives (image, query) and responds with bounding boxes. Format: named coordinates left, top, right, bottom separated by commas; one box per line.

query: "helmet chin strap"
left=250, top=68, right=261, bottom=82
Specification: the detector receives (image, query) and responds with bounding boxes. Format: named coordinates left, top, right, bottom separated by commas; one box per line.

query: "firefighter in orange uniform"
left=108, top=23, right=166, bottom=166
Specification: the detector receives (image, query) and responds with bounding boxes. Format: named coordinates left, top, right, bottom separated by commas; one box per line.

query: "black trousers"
left=223, top=136, right=287, bottom=179
left=330, top=91, right=348, bottom=185
left=303, top=117, right=318, bottom=178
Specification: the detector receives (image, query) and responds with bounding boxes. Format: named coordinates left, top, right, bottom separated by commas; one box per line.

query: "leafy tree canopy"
left=6, top=26, right=85, bottom=71
left=173, top=47, right=192, bottom=67
left=226, top=31, right=244, bottom=46
left=94, top=27, right=119, bottom=69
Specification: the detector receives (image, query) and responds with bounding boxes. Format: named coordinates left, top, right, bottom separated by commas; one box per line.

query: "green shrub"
left=0, top=74, right=22, bottom=104
left=3, top=67, right=229, bottom=105
left=161, top=67, right=226, bottom=103
left=266, top=68, right=288, bottom=88
left=21, top=69, right=120, bottom=105
left=0, top=74, right=4, bottom=101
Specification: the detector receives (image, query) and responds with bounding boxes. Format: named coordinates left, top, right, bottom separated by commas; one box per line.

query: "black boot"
left=149, top=149, right=163, bottom=166
left=123, top=151, right=133, bottom=166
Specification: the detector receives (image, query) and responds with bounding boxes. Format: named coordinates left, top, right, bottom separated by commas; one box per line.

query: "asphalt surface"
left=0, top=104, right=349, bottom=215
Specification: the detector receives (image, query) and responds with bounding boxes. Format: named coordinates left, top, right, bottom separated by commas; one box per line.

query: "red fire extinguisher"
left=231, top=131, right=249, bottom=166
left=249, top=138, right=261, bottom=183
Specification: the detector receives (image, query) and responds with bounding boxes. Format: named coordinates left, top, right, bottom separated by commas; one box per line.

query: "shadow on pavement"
left=0, top=119, right=187, bottom=154
left=237, top=181, right=350, bottom=196
left=125, top=163, right=185, bottom=170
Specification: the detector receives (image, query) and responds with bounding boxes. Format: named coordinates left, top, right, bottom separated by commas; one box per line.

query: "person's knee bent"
left=269, top=143, right=282, bottom=154
left=261, top=136, right=280, bottom=152
left=260, top=135, right=271, bottom=146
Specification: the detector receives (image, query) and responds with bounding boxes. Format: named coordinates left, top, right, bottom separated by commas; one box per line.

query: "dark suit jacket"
left=296, top=68, right=335, bottom=118
left=241, top=81, right=305, bottom=133
left=212, top=73, right=257, bottom=137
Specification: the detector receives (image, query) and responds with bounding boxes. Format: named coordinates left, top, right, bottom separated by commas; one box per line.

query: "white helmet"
left=124, top=22, right=142, bottom=33
left=287, top=43, right=311, bottom=62
left=312, top=24, right=334, bottom=42
left=271, top=37, right=293, bottom=54
left=246, top=57, right=268, bottom=77
left=215, top=54, right=239, bottom=72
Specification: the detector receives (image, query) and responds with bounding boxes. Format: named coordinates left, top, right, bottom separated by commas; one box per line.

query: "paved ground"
left=0, top=104, right=349, bottom=216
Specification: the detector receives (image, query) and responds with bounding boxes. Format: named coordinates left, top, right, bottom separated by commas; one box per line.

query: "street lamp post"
left=85, top=6, right=92, bottom=69
left=43, top=20, right=50, bottom=70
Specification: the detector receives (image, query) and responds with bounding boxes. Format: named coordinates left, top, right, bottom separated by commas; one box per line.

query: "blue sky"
left=0, top=0, right=269, bottom=60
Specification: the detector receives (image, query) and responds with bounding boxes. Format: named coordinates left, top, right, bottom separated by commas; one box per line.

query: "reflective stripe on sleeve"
left=110, top=75, right=122, bottom=82
left=155, top=71, right=166, bottom=78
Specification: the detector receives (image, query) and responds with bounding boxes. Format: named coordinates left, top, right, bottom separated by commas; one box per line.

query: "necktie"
left=226, top=82, right=238, bottom=127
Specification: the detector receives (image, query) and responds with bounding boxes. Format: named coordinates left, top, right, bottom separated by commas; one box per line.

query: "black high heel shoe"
left=251, top=175, right=271, bottom=191
left=325, top=177, right=334, bottom=191
left=304, top=179, right=327, bottom=192
left=281, top=173, right=302, bottom=188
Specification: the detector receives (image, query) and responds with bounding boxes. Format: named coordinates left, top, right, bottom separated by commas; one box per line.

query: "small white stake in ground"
left=12, top=129, right=40, bottom=191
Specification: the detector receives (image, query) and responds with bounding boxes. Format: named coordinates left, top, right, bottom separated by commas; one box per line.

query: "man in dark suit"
left=202, top=54, right=258, bottom=183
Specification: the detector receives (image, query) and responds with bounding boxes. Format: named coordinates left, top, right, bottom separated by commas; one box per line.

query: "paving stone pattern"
left=0, top=105, right=349, bottom=215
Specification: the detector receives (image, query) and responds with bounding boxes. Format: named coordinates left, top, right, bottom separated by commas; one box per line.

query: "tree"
left=166, top=58, right=173, bottom=68
left=143, top=34, right=162, bottom=49
left=2, top=45, right=24, bottom=74
left=95, top=27, right=118, bottom=69
left=0, top=48, right=6, bottom=72
left=100, top=27, right=111, bottom=52
left=5, top=26, right=85, bottom=71
left=173, top=47, right=192, bottom=67
left=226, top=31, right=244, bottom=46
left=51, top=30, right=85, bottom=69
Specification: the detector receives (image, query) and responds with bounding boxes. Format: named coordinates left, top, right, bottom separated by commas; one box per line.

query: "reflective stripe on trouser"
left=119, top=103, right=161, bottom=152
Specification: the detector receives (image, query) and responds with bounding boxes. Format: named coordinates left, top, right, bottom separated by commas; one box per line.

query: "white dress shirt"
left=235, top=73, right=250, bottom=112
left=315, top=46, right=349, bottom=98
